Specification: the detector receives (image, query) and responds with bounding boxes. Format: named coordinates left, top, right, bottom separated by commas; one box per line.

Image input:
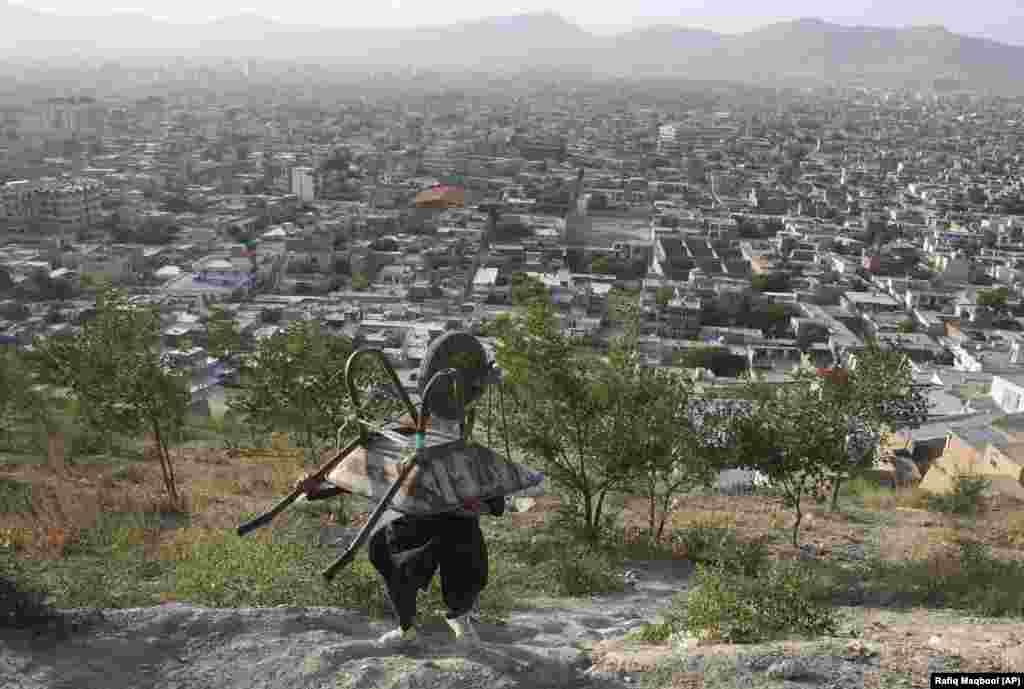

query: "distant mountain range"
left=3, top=4, right=1024, bottom=93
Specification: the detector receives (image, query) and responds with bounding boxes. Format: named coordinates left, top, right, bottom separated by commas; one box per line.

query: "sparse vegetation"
left=925, top=474, right=991, bottom=516
left=30, top=289, right=191, bottom=507
left=865, top=537, right=1024, bottom=618
left=671, top=525, right=768, bottom=577
left=229, top=321, right=355, bottom=450
left=664, top=563, right=839, bottom=643
left=0, top=279, right=1020, bottom=689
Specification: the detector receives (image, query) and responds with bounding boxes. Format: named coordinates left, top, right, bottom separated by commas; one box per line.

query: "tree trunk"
left=656, top=490, right=676, bottom=544
left=153, top=420, right=180, bottom=509
left=47, top=432, right=66, bottom=476
left=830, top=476, right=843, bottom=512
left=581, top=487, right=594, bottom=540
left=594, top=489, right=608, bottom=542
left=648, top=486, right=657, bottom=540
left=791, top=499, right=803, bottom=548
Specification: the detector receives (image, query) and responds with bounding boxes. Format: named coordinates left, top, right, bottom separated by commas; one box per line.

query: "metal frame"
left=238, top=343, right=495, bottom=582
left=322, top=360, right=460, bottom=581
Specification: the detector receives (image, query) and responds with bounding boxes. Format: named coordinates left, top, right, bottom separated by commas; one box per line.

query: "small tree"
left=351, top=273, right=370, bottom=291
left=491, top=292, right=632, bottom=544
left=675, top=347, right=748, bottom=378
left=623, top=369, right=732, bottom=543
left=590, top=255, right=612, bottom=275
left=977, top=286, right=1010, bottom=312
left=231, top=321, right=354, bottom=449
left=751, top=273, right=791, bottom=293
left=205, top=305, right=241, bottom=361
left=0, top=348, right=39, bottom=449
left=655, top=286, right=675, bottom=308
left=823, top=341, right=931, bottom=510
left=31, top=290, right=191, bottom=507
left=602, top=292, right=732, bottom=542
left=510, top=273, right=548, bottom=306
left=732, top=371, right=849, bottom=547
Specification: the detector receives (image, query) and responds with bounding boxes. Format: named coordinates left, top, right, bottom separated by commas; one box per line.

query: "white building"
left=291, top=167, right=317, bottom=203
left=657, top=124, right=680, bottom=154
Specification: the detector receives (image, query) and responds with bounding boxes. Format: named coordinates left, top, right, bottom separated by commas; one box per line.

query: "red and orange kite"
left=414, top=184, right=466, bottom=209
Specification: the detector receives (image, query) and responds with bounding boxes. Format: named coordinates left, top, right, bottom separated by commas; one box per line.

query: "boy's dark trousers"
left=368, top=503, right=501, bottom=631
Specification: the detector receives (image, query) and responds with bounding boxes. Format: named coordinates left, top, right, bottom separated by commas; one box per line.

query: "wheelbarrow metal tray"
left=326, top=427, right=543, bottom=516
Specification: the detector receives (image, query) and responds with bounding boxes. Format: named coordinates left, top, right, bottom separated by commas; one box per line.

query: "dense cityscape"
left=7, top=3, right=1024, bottom=684
left=5, top=68, right=1024, bottom=478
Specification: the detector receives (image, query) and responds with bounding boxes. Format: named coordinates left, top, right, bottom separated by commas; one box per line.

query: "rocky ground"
left=1, top=558, right=690, bottom=689
left=4, top=448, right=1024, bottom=688
left=6, top=554, right=1022, bottom=689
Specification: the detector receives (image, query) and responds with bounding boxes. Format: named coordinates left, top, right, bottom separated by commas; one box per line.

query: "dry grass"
left=0, top=441, right=306, bottom=564
left=671, top=510, right=739, bottom=531
left=860, top=486, right=931, bottom=512
left=1004, top=512, right=1024, bottom=548
left=665, top=672, right=705, bottom=689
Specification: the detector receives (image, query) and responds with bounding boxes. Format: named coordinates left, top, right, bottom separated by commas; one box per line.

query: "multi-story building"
left=1, top=178, right=104, bottom=234
left=290, top=167, right=318, bottom=202
left=657, top=124, right=682, bottom=156
left=1, top=181, right=35, bottom=228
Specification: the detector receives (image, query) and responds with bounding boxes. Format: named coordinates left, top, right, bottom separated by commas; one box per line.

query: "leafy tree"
left=31, top=290, right=191, bottom=507
left=675, top=347, right=748, bottom=378
left=590, top=256, right=612, bottom=275
left=977, top=286, right=1010, bottom=312
left=205, top=306, right=241, bottom=360
left=351, top=273, right=370, bottom=291
left=748, top=303, right=792, bottom=337
left=751, top=273, right=792, bottom=293
left=897, top=318, right=916, bottom=334
left=79, top=273, right=112, bottom=292
left=825, top=342, right=931, bottom=510
left=230, top=321, right=354, bottom=449
left=0, top=348, right=36, bottom=448
left=605, top=305, right=725, bottom=542
left=510, top=273, right=548, bottom=306
left=731, top=371, right=849, bottom=547
left=655, top=286, right=675, bottom=308
left=489, top=292, right=632, bottom=544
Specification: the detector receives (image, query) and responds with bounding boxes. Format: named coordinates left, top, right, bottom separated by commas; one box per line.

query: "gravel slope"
left=1, top=560, right=694, bottom=689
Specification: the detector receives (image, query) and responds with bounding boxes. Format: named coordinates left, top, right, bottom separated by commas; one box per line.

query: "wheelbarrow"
left=236, top=337, right=543, bottom=581
left=236, top=345, right=461, bottom=578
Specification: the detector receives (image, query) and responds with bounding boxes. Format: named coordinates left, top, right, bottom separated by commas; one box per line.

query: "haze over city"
left=5, top=0, right=1024, bottom=43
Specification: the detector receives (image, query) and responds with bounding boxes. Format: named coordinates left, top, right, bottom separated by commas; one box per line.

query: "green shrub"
left=64, top=509, right=161, bottom=557
left=666, top=563, right=839, bottom=643
left=171, top=531, right=390, bottom=614
left=864, top=538, right=1024, bottom=618
left=948, top=539, right=1024, bottom=617
left=627, top=621, right=674, bottom=643
left=0, top=479, right=32, bottom=513
left=539, top=544, right=626, bottom=597
left=843, top=476, right=894, bottom=503
left=672, top=526, right=768, bottom=577
left=484, top=523, right=626, bottom=599
left=926, top=474, right=990, bottom=516
left=549, top=499, right=621, bottom=547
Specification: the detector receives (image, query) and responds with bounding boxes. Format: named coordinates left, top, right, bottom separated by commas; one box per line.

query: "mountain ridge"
left=1, top=5, right=1022, bottom=92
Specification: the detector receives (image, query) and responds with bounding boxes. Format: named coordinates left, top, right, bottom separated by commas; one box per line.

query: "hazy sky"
left=9, top=0, right=1024, bottom=36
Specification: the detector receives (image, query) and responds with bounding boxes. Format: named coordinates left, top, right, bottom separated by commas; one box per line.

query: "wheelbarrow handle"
left=236, top=434, right=362, bottom=537
left=345, top=348, right=419, bottom=425
left=321, top=368, right=460, bottom=580
left=322, top=451, right=420, bottom=581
